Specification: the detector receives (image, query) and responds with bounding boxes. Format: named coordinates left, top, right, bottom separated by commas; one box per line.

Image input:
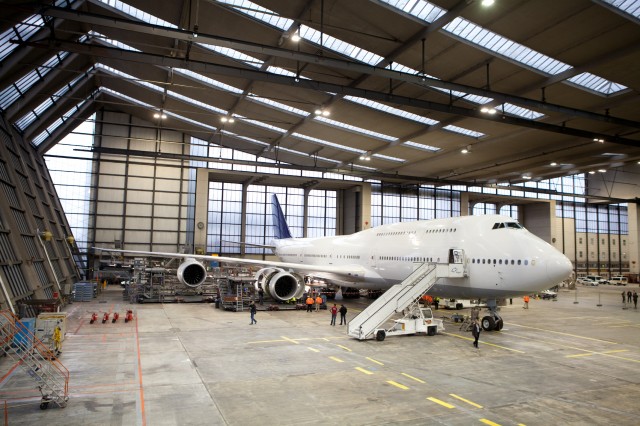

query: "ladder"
left=347, top=263, right=440, bottom=340
left=0, top=311, right=69, bottom=410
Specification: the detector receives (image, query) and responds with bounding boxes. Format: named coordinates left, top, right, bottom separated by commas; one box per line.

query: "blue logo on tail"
left=271, top=195, right=292, bottom=239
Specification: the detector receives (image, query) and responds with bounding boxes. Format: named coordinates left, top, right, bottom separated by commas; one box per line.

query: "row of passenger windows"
left=376, top=228, right=457, bottom=237
left=472, top=258, right=530, bottom=266
left=379, top=256, right=435, bottom=262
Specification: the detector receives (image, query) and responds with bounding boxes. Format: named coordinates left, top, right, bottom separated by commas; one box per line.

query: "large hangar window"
left=207, top=184, right=335, bottom=255
left=371, top=184, right=460, bottom=227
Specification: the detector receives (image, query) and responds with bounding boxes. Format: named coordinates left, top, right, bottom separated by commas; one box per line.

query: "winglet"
left=271, top=194, right=292, bottom=239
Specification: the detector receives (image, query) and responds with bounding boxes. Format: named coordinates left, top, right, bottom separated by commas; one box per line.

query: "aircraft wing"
left=93, top=248, right=368, bottom=282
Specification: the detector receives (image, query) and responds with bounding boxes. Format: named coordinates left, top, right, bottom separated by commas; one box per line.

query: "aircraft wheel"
left=40, top=402, right=49, bottom=410
left=375, top=330, right=386, bottom=341
left=427, top=326, right=436, bottom=336
left=495, top=319, right=504, bottom=331
left=481, top=316, right=495, bottom=331
left=456, top=303, right=463, bottom=310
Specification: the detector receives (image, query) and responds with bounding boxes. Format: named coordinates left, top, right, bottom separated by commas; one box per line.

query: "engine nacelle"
left=177, top=258, right=207, bottom=287
left=255, top=267, right=304, bottom=302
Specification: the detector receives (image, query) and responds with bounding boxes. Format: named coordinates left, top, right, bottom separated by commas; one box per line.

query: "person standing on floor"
left=330, top=304, right=338, bottom=326
left=523, top=295, right=530, bottom=309
left=306, top=295, right=314, bottom=312
left=628, top=290, right=633, bottom=303
left=249, top=301, right=257, bottom=325
left=472, top=319, right=481, bottom=348
left=258, top=286, right=264, bottom=305
left=315, top=295, right=322, bottom=312
left=622, top=291, right=627, bottom=303
left=634, top=291, right=638, bottom=309
left=339, top=304, right=348, bottom=325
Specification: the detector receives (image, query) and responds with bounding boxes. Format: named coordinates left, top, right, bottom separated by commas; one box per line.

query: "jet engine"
left=255, top=267, right=304, bottom=302
left=177, top=258, right=207, bottom=287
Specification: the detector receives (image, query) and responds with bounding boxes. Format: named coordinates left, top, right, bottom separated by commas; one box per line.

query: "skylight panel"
left=298, top=25, right=384, bottom=65
left=378, top=0, right=446, bottom=23
left=567, top=72, right=628, bottom=95
left=0, top=51, right=69, bottom=111
left=314, top=116, right=397, bottom=142
left=292, top=132, right=363, bottom=154
left=199, top=44, right=264, bottom=68
left=238, top=116, right=287, bottom=133
left=344, top=96, right=439, bottom=126
left=32, top=98, right=89, bottom=147
left=221, top=130, right=269, bottom=147
left=0, top=14, right=43, bottom=61
left=403, top=141, right=440, bottom=152
left=97, top=0, right=177, bottom=28
left=373, top=153, right=405, bottom=163
left=598, top=0, right=640, bottom=20
left=174, top=69, right=244, bottom=94
left=497, top=103, right=545, bottom=120
left=249, top=94, right=309, bottom=116
left=442, top=125, right=484, bottom=138
left=217, top=0, right=293, bottom=30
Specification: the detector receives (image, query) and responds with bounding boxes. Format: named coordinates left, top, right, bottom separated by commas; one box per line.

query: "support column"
left=194, top=168, right=209, bottom=253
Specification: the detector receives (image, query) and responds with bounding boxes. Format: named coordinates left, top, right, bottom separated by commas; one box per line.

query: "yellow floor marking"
left=329, top=356, right=344, bottom=363
left=248, top=336, right=347, bottom=344
left=479, top=419, right=501, bottom=426
left=510, top=332, right=640, bottom=363
left=505, top=323, right=617, bottom=344
left=336, top=344, right=352, bottom=352
left=386, top=380, right=409, bottom=390
left=401, top=373, right=425, bottom=383
left=449, top=393, right=483, bottom=408
left=281, top=336, right=300, bottom=345
left=307, top=347, right=320, bottom=353
left=517, top=423, right=527, bottom=426
left=566, top=349, right=629, bottom=358
left=366, top=357, right=384, bottom=366
left=442, top=332, right=525, bottom=353
left=355, top=367, right=374, bottom=375
left=426, top=397, right=454, bottom=408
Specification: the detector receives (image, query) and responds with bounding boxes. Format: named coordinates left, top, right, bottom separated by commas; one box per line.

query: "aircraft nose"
left=547, top=253, right=573, bottom=284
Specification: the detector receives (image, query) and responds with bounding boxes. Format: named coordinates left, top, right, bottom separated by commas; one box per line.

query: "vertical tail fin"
left=271, top=194, right=292, bottom=239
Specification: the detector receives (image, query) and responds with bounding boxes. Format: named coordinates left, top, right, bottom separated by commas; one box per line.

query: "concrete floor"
left=2, top=284, right=640, bottom=425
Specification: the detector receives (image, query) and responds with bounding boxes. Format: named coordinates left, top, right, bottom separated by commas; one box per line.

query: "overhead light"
left=153, top=111, right=167, bottom=119
left=593, top=138, right=605, bottom=143
left=481, top=0, right=495, bottom=6
left=588, top=170, right=596, bottom=174
left=522, top=175, right=531, bottom=180
left=314, top=108, right=330, bottom=116
left=359, top=151, right=371, bottom=161
left=480, top=107, right=497, bottom=114
left=550, top=162, right=557, bottom=166
left=221, top=116, right=235, bottom=123
left=291, top=32, right=301, bottom=42
left=598, top=169, right=606, bottom=173
left=461, top=145, right=471, bottom=154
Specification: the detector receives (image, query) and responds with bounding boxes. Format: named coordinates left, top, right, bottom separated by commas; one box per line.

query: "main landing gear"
left=481, top=299, right=503, bottom=331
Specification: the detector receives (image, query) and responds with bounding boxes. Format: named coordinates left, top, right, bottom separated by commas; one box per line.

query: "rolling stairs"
left=0, top=310, right=69, bottom=410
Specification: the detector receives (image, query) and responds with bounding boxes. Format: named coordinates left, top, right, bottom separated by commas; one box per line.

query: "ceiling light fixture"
left=481, top=0, right=495, bottom=6
left=593, top=138, right=605, bottom=143
left=461, top=145, right=472, bottom=154
left=550, top=162, right=557, bottom=166
left=291, top=32, right=301, bottom=42
left=314, top=108, right=330, bottom=116
left=598, top=169, right=607, bottom=173
left=221, top=116, right=235, bottom=123
left=522, top=175, right=531, bottom=180
left=480, top=107, right=497, bottom=114
left=588, top=170, right=596, bottom=174
left=153, top=111, right=167, bottom=119
left=359, top=151, right=371, bottom=161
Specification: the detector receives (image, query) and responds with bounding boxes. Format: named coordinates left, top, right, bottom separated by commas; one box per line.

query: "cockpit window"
left=492, top=222, right=523, bottom=230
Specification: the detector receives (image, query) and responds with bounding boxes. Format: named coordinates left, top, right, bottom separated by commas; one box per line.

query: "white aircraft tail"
left=347, top=262, right=440, bottom=340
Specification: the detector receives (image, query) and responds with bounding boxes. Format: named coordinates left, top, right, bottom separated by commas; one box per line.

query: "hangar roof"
left=1, top=0, right=639, bottom=187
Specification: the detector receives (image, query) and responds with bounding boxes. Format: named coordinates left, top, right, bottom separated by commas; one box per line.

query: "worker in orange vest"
left=306, top=295, right=314, bottom=313
left=315, top=295, right=323, bottom=312
left=523, top=295, right=530, bottom=309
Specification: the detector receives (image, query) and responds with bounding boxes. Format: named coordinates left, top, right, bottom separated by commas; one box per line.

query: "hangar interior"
left=1, top=0, right=640, bottom=311
left=1, top=0, right=640, bottom=424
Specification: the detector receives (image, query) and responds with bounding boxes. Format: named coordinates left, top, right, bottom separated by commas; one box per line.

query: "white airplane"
left=95, top=195, right=572, bottom=331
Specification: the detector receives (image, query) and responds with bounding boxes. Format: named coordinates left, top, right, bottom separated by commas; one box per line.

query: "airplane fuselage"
left=274, top=214, right=572, bottom=299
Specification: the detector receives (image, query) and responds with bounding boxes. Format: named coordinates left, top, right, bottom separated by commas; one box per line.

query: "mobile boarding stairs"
left=0, top=311, right=69, bottom=410
left=347, top=250, right=466, bottom=341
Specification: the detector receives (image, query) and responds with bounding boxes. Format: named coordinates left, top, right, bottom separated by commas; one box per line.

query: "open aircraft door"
left=448, top=249, right=466, bottom=278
